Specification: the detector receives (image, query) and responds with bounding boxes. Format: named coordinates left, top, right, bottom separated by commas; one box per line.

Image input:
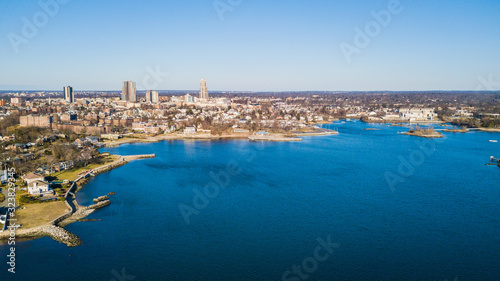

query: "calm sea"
left=1, top=121, right=499, bottom=281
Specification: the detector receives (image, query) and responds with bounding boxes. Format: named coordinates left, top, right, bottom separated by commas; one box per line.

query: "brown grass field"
left=15, top=201, right=69, bottom=228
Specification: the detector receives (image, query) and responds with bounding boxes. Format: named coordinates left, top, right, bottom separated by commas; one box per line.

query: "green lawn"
left=52, top=155, right=118, bottom=181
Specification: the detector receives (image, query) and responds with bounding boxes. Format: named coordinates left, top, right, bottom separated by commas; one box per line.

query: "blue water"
left=1, top=121, right=500, bottom=281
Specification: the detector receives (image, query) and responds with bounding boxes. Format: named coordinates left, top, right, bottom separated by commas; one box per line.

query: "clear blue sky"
left=1, top=0, right=499, bottom=91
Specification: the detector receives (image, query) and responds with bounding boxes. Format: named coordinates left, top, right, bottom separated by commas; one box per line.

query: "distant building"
left=185, top=94, right=195, bottom=103
left=60, top=113, right=77, bottom=122
left=101, top=133, right=121, bottom=140
left=122, top=80, right=137, bottom=102
left=10, top=97, right=22, bottom=105
left=399, top=108, right=437, bottom=121
left=146, top=90, right=159, bottom=103
left=64, top=86, right=74, bottom=103
left=184, top=127, right=197, bottom=134
left=20, top=115, right=53, bottom=128
left=0, top=99, right=6, bottom=106
left=200, top=79, right=208, bottom=100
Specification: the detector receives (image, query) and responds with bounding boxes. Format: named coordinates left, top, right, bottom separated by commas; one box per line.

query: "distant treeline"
left=450, top=117, right=500, bottom=128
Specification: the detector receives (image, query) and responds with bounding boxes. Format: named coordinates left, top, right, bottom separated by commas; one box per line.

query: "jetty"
left=0, top=153, right=156, bottom=247
left=487, top=156, right=500, bottom=168
left=0, top=195, right=111, bottom=247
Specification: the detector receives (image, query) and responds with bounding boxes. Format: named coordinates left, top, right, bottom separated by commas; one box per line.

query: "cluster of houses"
left=74, top=136, right=101, bottom=147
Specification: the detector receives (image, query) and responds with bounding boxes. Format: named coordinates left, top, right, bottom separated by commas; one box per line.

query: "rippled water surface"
left=1, top=121, right=499, bottom=280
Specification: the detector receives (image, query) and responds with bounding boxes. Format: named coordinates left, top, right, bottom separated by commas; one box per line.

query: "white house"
left=183, top=127, right=197, bottom=134
left=28, top=180, right=52, bottom=196
left=399, top=108, right=437, bottom=121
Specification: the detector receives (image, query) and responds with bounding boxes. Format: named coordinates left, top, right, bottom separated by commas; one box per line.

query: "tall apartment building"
left=64, top=86, right=74, bottom=103
left=122, top=80, right=137, bottom=102
left=200, top=79, right=208, bottom=100
left=146, top=90, right=159, bottom=103
left=185, top=94, right=195, bottom=103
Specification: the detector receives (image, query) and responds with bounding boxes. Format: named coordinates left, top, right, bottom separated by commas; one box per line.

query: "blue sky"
left=1, top=0, right=499, bottom=91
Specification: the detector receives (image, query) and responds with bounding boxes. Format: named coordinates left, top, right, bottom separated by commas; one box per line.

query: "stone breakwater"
left=93, top=195, right=110, bottom=203
left=0, top=154, right=155, bottom=246
left=59, top=200, right=111, bottom=227
left=0, top=198, right=111, bottom=247
left=0, top=224, right=83, bottom=247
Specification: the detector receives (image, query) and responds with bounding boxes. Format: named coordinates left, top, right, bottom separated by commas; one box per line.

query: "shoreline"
left=1, top=130, right=339, bottom=245
left=478, top=128, right=500, bottom=132
left=105, top=129, right=339, bottom=147
left=362, top=119, right=445, bottom=124
left=0, top=154, right=155, bottom=246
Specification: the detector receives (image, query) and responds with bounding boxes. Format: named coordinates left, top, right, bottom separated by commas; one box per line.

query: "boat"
left=489, top=140, right=498, bottom=143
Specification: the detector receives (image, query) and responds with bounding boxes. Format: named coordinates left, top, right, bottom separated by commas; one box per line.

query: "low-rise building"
left=28, top=180, right=52, bottom=196
left=183, top=127, right=197, bottom=134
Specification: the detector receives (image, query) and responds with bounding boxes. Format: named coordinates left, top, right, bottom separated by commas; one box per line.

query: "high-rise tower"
left=200, top=79, right=208, bottom=100
left=64, top=86, right=74, bottom=103
left=122, top=80, right=137, bottom=102
left=146, top=90, right=159, bottom=103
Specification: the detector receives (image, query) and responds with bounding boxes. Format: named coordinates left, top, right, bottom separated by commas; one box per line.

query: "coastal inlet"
left=0, top=154, right=155, bottom=247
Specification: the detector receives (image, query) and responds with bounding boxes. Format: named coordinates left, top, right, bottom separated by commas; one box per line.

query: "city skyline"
left=1, top=1, right=500, bottom=281
left=1, top=0, right=499, bottom=92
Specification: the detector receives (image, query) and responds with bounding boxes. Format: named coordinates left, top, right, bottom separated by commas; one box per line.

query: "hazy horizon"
left=1, top=0, right=499, bottom=91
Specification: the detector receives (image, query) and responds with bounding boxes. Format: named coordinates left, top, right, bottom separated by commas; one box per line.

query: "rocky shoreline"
left=0, top=154, right=155, bottom=247
left=104, top=128, right=339, bottom=147
left=0, top=198, right=111, bottom=247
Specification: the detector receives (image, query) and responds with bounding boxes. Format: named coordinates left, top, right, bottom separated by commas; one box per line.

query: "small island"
left=402, top=126, right=444, bottom=138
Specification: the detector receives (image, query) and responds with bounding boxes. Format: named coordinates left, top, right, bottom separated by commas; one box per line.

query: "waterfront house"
left=86, top=136, right=100, bottom=144
left=399, top=108, right=437, bottom=122
left=74, top=138, right=89, bottom=147
left=24, top=172, right=45, bottom=186
left=184, top=127, right=197, bottom=134
left=101, top=133, right=121, bottom=140
left=28, top=180, right=52, bottom=196
left=254, top=131, right=270, bottom=136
